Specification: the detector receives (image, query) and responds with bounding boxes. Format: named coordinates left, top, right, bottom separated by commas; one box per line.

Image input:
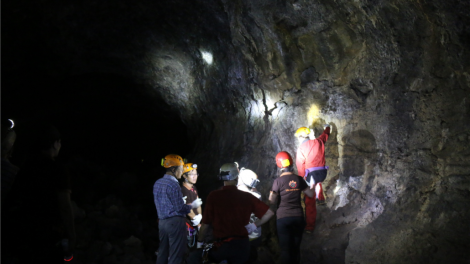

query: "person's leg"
left=246, top=237, right=262, bottom=263
left=186, top=249, right=204, bottom=264
left=209, top=241, right=230, bottom=263
left=157, top=219, right=170, bottom=264
left=292, top=217, right=306, bottom=264
left=316, top=182, right=325, bottom=201
left=277, top=218, right=293, bottom=264
left=211, top=238, right=250, bottom=264
left=168, top=217, right=187, bottom=264
left=304, top=195, right=317, bottom=231
left=228, top=238, right=250, bottom=264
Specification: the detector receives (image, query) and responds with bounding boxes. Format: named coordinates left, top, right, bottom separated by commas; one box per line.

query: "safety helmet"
left=276, top=151, right=293, bottom=168
left=161, top=154, right=184, bottom=168
left=218, top=162, right=239, bottom=181
left=183, top=163, right=198, bottom=174
left=239, top=168, right=260, bottom=188
left=294, top=127, right=310, bottom=138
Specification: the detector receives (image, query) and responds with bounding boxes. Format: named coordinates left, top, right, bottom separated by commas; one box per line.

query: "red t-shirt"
left=271, top=173, right=308, bottom=219
left=296, top=127, right=330, bottom=177
left=202, top=185, right=269, bottom=239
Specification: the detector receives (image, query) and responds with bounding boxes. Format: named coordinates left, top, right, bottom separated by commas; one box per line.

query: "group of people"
left=1, top=117, right=330, bottom=264
left=153, top=124, right=331, bottom=264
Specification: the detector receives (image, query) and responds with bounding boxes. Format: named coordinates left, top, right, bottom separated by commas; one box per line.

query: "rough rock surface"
left=4, top=0, right=470, bottom=263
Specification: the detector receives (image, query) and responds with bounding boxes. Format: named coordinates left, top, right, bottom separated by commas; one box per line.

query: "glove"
left=197, top=241, right=204, bottom=249
left=182, top=196, right=187, bottom=204
left=191, top=214, right=202, bottom=226
left=245, top=223, right=257, bottom=234
left=191, top=198, right=202, bottom=209
left=248, top=232, right=259, bottom=239
left=323, top=124, right=330, bottom=129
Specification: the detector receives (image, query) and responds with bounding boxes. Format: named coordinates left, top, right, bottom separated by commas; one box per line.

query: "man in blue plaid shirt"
left=154, top=154, right=202, bottom=264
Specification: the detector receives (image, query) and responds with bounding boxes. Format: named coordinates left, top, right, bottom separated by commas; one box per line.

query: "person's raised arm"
left=317, top=125, right=330, bottom=143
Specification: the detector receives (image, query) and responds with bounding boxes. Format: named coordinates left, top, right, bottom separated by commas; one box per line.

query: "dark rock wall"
left=4, top=0, right=470, bottom=263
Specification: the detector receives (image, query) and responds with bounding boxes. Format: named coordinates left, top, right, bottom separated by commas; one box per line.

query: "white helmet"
left=219, top=162, right=239, bottom=181
left=239, top=168, right=260, bottom=188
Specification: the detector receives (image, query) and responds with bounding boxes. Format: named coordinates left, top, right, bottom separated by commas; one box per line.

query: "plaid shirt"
left=154, top=174, right=192, bottom=219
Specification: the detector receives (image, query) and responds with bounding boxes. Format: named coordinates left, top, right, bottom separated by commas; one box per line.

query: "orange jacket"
left=296, top=127, right=330, bottom=177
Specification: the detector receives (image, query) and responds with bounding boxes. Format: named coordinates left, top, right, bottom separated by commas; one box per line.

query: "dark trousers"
left=247, top=237, right=262, bottom=263
left=186, top=238, right=250, bottom=264
left=277, top=217, right=305, bottom=264
left=157, top=216, right=187, bottom=264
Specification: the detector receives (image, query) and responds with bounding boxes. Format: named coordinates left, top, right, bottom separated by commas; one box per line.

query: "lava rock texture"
left=4, top=0, right=470, bottom=263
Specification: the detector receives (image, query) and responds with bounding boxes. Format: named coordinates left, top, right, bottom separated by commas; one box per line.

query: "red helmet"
left=276, top=151, right=293, bottom=168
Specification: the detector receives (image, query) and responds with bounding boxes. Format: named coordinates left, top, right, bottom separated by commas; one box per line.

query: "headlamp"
left=192, top=164, right=198, bottom=169
left=218, top=171, right=231, bottom=181
left=8, top=119, right=15, bottom=130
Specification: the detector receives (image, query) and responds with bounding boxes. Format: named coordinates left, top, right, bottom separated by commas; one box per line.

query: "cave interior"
left=2, top=0, right=470, bottom=263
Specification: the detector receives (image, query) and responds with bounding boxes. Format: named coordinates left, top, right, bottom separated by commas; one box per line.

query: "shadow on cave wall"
left=341, top=129, right=378, bottom=193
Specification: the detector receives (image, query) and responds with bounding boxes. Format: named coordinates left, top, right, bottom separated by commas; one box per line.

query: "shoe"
left=305, top=229, right=313, bottom=234
left=316, top=199, right=326, bottom=206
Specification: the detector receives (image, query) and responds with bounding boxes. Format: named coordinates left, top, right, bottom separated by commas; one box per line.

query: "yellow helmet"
left=295, top=127, right=311, bottom=138
left=183, top=163, right=198, bottom=174
left=161, top=154, right=184, bottom=168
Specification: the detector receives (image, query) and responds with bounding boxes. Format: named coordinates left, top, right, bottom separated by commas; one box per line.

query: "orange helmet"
left=295, top=127, right=310, bottom=138
left=161, top=154, right=184, bottom=168
left=276, top=151, right=293, bottom=168
left=183, top=163, right=198, bottom=174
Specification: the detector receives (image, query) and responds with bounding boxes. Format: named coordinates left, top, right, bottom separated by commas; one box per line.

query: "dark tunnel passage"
left=2, top=0, right=470, bottom=263
left=3, top=69, right=192, bottom=189
left=2, top=70, right=197, bottom=262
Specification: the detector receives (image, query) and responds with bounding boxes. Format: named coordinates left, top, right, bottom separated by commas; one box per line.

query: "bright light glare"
left=333, top=179, right=342, bottom=195
left=307, top=104, right=320, bottom=125
left=333, top=185, right=341, bottom=195
left=201, top=51, right=213, bottom=65
left=8, top=119, right=15, bottom=129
